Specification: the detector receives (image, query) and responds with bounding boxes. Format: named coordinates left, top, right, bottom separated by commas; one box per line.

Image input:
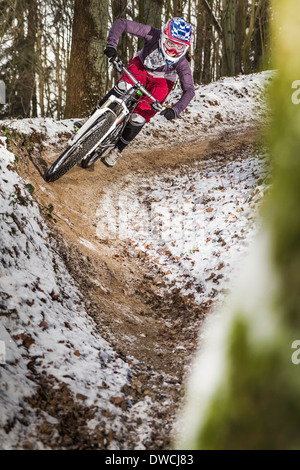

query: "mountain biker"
left=98, top=17, right=195, bottom=168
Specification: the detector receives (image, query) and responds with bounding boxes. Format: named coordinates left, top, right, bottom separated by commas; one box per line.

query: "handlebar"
left=111, top=58, right=164, bottom=113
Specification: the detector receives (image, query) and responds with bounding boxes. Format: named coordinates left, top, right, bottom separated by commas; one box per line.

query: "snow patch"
left=0, top=143, right=145, bottom=449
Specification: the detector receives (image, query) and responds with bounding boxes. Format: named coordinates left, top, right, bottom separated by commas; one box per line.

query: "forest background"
left=0, top=0, right=271, bottom=119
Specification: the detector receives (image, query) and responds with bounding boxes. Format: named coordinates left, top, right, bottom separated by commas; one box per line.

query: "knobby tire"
left=45, top=112, right=116, bottom=182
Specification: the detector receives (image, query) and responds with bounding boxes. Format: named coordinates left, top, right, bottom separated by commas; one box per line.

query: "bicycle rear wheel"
left=45, top=112, right=116, bottom=182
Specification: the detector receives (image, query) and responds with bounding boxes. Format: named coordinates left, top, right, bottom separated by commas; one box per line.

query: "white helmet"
left=160, top=17, right=193, bottom=65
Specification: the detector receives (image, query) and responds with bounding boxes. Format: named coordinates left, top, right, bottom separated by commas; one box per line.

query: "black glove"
left=160, top=108, right=176, bottom=121
left=104, top=45, right=117, bottom=60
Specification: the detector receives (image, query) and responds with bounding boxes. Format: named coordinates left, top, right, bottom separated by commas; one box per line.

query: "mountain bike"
left=45, top=58, right=165, bottom=182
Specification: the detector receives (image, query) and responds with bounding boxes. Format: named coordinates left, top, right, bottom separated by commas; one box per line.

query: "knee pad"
left=129, top=112, right=146, bottom=127
left=98, top=82, right=131, bottom=107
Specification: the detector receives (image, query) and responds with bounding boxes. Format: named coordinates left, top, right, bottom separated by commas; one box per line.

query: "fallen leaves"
left=39, top=319, right=48, bottom=330
left=50, top=290, right=60, bottom=301
left=13, top=333, right=35, bottom=349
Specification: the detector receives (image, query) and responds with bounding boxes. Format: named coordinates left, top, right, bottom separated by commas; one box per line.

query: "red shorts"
left=118, top=56, right=175, bottom=123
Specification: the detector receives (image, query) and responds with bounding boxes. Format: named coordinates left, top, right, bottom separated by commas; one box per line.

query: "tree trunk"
left=172, top=0, right=183, bottom=17
left=144, top=0, right=163, bottom=28
left=202, top=1, right=213, bottom=83
left=164, top=0, right=172, bottom=23
left=193, top=0, right=205, bottom=84
left=253, top=0, right=270, bottom=72
left=15, top=0, right=37, bottom=117
left=138, top=0, right=163, bottom=50
left=221, top=0, right=236, bottom=77
left=234, top=0, right=247, bottom=74
left=112, top=0, right=128, bottom=62
left=36, top=3, right=45, bottom=117
left=242, top=0, right=263, bottom=74
left=64, top=0, right=109, bottom=118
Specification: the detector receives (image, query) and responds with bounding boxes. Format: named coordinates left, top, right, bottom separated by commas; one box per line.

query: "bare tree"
left=64, top=0, right=109, bottom=118
left=0, top=0, right=272, bottom=119
left=221, top=0, right=235, bottom=76
left=235, top=0, right=247, bottom=74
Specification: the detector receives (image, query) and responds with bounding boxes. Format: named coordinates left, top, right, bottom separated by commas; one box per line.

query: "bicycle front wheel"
left=45, top=112, right=116, bottom=182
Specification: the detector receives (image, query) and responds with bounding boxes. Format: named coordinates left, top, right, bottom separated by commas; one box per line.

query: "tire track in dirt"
left=11, top=125, right=263, bottom=448
left=14, top=126, right=261, bottom=365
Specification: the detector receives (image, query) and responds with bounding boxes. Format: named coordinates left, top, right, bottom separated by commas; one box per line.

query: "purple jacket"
left=107, top=19, right=195, bottom=116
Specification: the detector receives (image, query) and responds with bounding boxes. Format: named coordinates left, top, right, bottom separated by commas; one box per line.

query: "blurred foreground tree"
left=176, top=0, right=300, bottom=450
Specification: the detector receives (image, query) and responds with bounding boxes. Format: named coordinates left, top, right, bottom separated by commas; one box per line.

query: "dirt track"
left=12, top=125, right=262, bottom=448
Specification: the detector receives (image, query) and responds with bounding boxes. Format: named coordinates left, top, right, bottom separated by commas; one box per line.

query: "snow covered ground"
left=1, top=69, right=274, bottom=149
left=96, top=147, right=269, bottom=307
left=0, top=70, right=273, bottom=449
left=0, top=141, right=143, bottom=448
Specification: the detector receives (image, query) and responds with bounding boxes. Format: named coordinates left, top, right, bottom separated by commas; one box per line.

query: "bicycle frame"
left=45, top=58, right=166, bottom=181
left=113, top=58, right=164, bottom=112
left=68, top=59, right=164, bottom=153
